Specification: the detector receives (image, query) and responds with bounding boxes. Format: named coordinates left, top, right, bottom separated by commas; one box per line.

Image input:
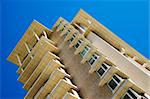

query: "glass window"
left=108, top=74, right=123, bottom=93
left=70, top=33, right=76, bottom=42
left=74, top=39, right=83, bottom=49
left=122, top=88, right=139, bottom=99
left=80, top=46, right=90, bottom=57
left=108, top=80, right=118, bottom=90
left=60, top=24, right=67, bottom=32
left=64, top=30, right=71, bottom=38
left=97, top=68, right=105, bottom=76
left=88, top=54, right=99, bottom=66
left=97, top=63, right=110, bottom=77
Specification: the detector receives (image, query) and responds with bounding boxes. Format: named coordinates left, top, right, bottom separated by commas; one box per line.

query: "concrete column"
left=24, top=59, right=65, bottom=99
left=52, top=17, right=64, bottom=31
left=18, top=55, right=33, bottom=74
left=47, top=78, right=77, bottom=99
left=23, top=52, right=60, bottom=90
left=120, top=48, right=126, bottom=55
left=112, top=79, right=133, bottom=99
left=63, top=89, right=80, bottom=99
left=32, top=30, right=40, bottom=41
left=143, top=62, right=150, bottom=70
left=18, top=37, right=59, bottom=83
left=98, top=66, right=118, bottom=87
left=16, top=54, right=22, bottom=66
left=34, top=68, right=70, bottom=99
left=89, top=55, right=106, bottom=74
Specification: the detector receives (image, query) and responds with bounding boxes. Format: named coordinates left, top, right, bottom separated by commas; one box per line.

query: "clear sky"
left=1, top=0, right=149, bottom=98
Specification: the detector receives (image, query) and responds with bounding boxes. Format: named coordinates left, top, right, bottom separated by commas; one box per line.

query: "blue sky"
left=1, top=0, right=149, bottom=98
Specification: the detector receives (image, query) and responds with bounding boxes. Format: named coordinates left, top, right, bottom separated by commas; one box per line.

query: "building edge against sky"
left=7, top=9, right=150, bottom=99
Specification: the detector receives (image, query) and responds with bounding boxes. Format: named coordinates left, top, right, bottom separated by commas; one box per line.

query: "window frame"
left=97, top=63, right=110, bottom=78
left=64, top=29, right=71, bottom=38
left=60, top=24, right=67, bottom=32
left=80, top=46, right=90, bottom=58
left=69, top=33, right=77, bottom=43
left=88, top=53, right=99, bottom=66
left=121, top=88, right=141, bottom=99
left=107, top=74, right=124, bottom=93
left=74, top=39, right=83, bottom=49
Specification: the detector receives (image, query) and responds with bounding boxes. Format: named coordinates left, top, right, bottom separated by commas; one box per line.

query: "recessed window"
left=88, top=53, right=99, bottom=66
left=70, top=33, right=77, bottom=43
left=60, top=24, right=67, bottom=32
left=122, top=88, right=142, bottom=99
left=108, top=74, right=124, bottom=93
left=97, top=63, right=110, bottom=77
left=56, top=21, right=62, bottom=29
left=64, top=29, right=71, bottom=38
left=80, top=46, right=90, bottom=57
left=74, top=39, right=83, bottom=49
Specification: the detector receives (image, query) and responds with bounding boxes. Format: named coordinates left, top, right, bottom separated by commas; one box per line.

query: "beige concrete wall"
left=50, top=31, right=112, bottom=99
left=86, top=32, right=150, bottom=94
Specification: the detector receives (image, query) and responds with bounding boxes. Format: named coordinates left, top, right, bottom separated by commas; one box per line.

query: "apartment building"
left=7, top=9, right=150, bottom=99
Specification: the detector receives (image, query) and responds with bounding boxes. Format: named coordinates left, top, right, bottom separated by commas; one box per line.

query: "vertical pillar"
left=34, top=68, right=70, bottom=99
left=16, top=54, right=22, bottom=66
left=98, top=66, right=118, bottom=86
left=23, top=52, right=60, bottom=90
left=112, top=79, right=133, bottom=99
left=89, top=55, right=106, bottom=74
left=24, top=59, right=65, bottom=99
left=47, top=78, right=77, bottom=99
left=63, top=89, right=80, bottom=99
left=18, top=37, right=59, bottom=83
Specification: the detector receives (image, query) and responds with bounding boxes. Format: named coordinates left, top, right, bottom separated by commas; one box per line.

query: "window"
left=57, top=21, right=62, bottom=30
left=70, top=33, right=76, bottom=43
left=64, top=29, right=71, bottom=38
left=122, top=88, right=142, bottom=99
left=97, top=63, right=110, bottom=77
left=60, top=24, right=67, bottom=32
left=74, top=39, right=83, bottom=49
left=80, top=46, right=90, bottom=57
left=108, top=74, right=123, bottom=93
left=88, top=54, right=99, bottom=66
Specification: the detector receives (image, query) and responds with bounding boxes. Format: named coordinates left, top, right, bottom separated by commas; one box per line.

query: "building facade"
left=7, top=9, right=150, bottom=99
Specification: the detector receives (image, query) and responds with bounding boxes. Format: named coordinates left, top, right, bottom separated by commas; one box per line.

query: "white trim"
left=121, top=88, right=142, bottom=99
left=16, top=54, right=22, bottom=66
left=69, top=33, right=77, bottom=43
left=80, top=46, right=90, bottom=58
left=32, top=30, right=40, bottom=41
left=97, top=63, right=110, bottom=78
left=88, top=53, right=99, bottom=66
left=107, top=74, right=124, bottom=93
left=24, top=42, right=31, bottom=54
left=74, top=39, right=83, bottom=49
